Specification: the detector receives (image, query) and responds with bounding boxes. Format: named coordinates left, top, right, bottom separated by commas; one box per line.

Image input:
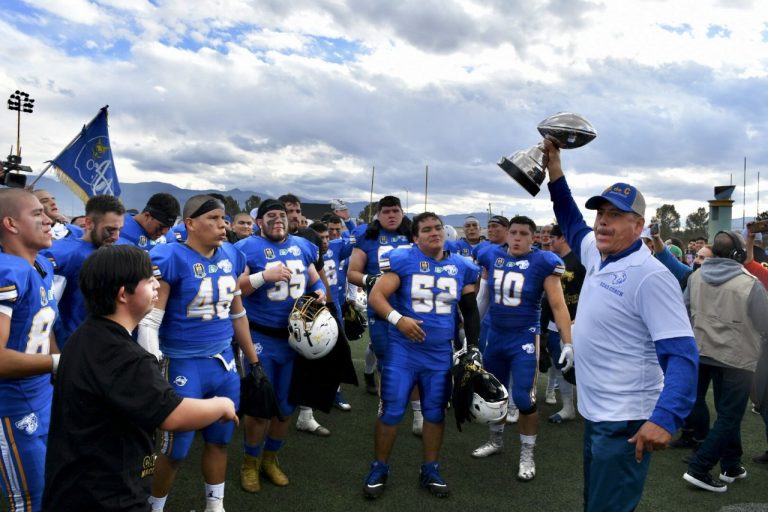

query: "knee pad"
left=518, top=403, right=537, bottom=416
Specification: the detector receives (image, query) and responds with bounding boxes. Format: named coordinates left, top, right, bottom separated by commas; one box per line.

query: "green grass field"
left=9, top=336, right=766, bottom=512
left=160, top=336, right=768, bottom=512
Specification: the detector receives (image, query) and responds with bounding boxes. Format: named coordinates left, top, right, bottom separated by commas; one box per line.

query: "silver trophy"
left=498, top=112, right=597, bottom=196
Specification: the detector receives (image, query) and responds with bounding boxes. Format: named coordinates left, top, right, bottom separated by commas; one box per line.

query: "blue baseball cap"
left=585, top=183, right=646, bottom=217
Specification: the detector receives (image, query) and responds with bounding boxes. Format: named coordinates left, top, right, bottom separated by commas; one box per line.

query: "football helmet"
left=287, top=295, right=338, bottom=359
left=469, top=371, right=509, bottom=425
left=343, top=301, right=368, bottom=341
left=444, top=224, right=458, bottom=242
left=352, top=287, right=367, bottom=313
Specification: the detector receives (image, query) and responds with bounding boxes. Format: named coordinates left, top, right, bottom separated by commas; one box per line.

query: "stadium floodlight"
left=2, top=91, right=35, bottom=188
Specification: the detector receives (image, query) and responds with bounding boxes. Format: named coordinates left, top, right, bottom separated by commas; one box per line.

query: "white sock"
left=520, top=434, right=537, bottom=446
left=490, top=423, right=505, bottom=434
left=298, top=406, right=313, bottom=421
left=364, top=345, right=377, bottom=374
left=148, top=495, right=167, bottom=511
left=205, top=482, right=225, bottom=503
left=411, top=400, right=422, bottom=417
left=546, top=366, right=557, bottom=392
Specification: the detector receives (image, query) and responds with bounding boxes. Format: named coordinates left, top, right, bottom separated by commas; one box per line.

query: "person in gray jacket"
left=683, top=230, right=768, bottom=493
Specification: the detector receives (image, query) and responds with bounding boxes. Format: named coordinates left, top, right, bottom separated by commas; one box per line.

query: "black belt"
left=249, top=320, right=289, bottom=338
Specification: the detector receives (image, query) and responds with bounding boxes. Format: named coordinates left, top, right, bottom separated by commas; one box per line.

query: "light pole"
left=8, top=90, right=34, bottom=157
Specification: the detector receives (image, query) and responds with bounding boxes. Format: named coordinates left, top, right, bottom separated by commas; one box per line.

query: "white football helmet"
left=444, top=224, right=459, bottom=242
left=469, top=371, right=509, bottom=425
left=353, top=287, right=367, bottom=312
left=287, top=295, right=338, bottom=360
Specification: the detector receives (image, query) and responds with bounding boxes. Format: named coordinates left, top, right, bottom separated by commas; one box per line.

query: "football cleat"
left=296, top=416, right=331, bottom=436
left=363, top=460, right=390, bottom=499
left=419, top=462, right=449, bottom=498
left=545, top=388, right=557, bottom=405
left=472, top=439, right=503, bottom=458
left=506, top=407, right=520, bottom=424
left=333, top=391, right=352, bottom=411
left=517, top=443, right=536, bottom=481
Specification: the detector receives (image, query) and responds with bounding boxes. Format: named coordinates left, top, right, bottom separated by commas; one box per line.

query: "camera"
left=1, top=154, right=33, bottom=188
left=649, top=223, right=659, bottom=236
left=748, top=220, right=768, bottom=234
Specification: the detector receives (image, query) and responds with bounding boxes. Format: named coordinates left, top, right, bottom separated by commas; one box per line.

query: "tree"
left=222, top=195, right=242, bottom=218
left=684, top=207, right=709, bottom=239
left=757, top=210, right=768, bottom=221
left=654, top=204, right=680, bottom=239
left=244, top=195, right=261, bottom=215
left=357, top=202, right=378, bottom=224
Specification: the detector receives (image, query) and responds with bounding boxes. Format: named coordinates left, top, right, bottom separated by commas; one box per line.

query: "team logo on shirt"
left=173, top=375, right=188, bottom=387
left=254, top=342, right=263, bottom=355
left=264, top=248, right=275, bottom=259
left=217, top=259, right=233, bottom=273
left=280, top=246, right=302, bottom=257
left=495, top=257, right=505, bottom=267
left=139, top=235, right=148, bottom=247
left=39, top=286, right=48, bottom=306
left=193, top=263, right=206, bottom=278
left=14, top=412, right=38, bottom=435
left=380, top=236, right=388, bottom=244
left=437, top=264, right=458, bottom=276
left=326, top=249, right=334, bottom=258
left=208, top=264, right=219, bottom=274
left=611, top=271, right=627, bottom=285
left=420, top=261, right=430, bottom=272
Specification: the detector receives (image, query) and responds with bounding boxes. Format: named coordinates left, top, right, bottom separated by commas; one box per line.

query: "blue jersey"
left=163, top=224, right=187, bottom=244
left=476, top=244, right=564, bottom=331
left=446, top=238, right=479, bottom=261
left=324, top=238, right=354, bottom=307
left=382, top=246, right=479, bottom=370
left=42, top=237, right=97, bottom=347
left=120, top=214, right=162, bottom=251
left=352, top=224, right=411, bottom=276
left=151, top=243, right=246, bottom=357
left=235, top=235, right=319, bottom=329
left=0, top=253, right=58, bottom=416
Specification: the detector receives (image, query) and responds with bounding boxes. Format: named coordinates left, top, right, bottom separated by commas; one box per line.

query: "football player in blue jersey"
left=445, top=215, right=483, bottom=261
left=146, top=195, right=260, bottom=512
left=42, top=195, right=125, bottom=349
left=235, top=199, right=326, bottom=492
left=120, top=192, right=179, bottom=250
left=0, top=188, right=59, bottom=512
left=363, top=212, right=481, bottom=499
left=471, top=216, right=574, bottom=482
left=348, top=197, right=412, bottom=397
left=32, top=189, right=83, bottom=240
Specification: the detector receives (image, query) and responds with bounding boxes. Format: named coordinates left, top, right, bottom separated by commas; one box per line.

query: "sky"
left=1, top=0, right=768, bottom=226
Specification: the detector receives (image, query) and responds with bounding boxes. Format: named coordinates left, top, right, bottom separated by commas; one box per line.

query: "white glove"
left=558, top=344, right=574, bottom=373
left=137, top=308, right=165, bottom=361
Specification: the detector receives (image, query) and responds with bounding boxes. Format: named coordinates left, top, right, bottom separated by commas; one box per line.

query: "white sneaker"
left=472, top=440, right=503, bottom=458
left=548, top=407, right=576, bottom=424
left=518, top=443, right=536, bottom=481
left=412, top=415, right=423, bottom=436
left=506, top=408, right=519, bottom=424
left=296, top=417, right=331, bottom=436
left=545, top=389, right=557, bottom=405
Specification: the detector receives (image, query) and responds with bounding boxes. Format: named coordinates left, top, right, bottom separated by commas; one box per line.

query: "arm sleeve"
left=649, top=336, right=699, bottom=433
left=746, top=260, right=768, bottom=289
left=547, top=177, right=593, bottom=259
left=344, top=218, right=356, bottom=233
left=654, top=246, right=692, bottom=282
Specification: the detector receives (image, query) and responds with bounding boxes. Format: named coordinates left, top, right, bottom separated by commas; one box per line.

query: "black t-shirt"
left=541, top=250, right=586, bottom=327
left=43, top=316, right=182, bottom=511
left=294, top=226, right=324, bottom=272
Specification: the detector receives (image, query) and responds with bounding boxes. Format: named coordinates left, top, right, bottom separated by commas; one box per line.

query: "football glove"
left=558, top=344, right=574, bottom=373
left=250, top=361, right=268, bottom=386
left=460, top=346, right=483, bottom=368
left=364, top=273, right=380, bottom=293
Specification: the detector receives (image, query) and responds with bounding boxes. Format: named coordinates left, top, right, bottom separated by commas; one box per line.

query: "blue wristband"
left=307, top=279, right=325, bottom=295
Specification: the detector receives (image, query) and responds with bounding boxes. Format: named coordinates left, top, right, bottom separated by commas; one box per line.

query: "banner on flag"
left=51, top=106, right=120, bottom=202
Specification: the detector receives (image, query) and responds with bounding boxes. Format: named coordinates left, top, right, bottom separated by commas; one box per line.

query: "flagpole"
left=368, top=165, right=375, bottom=223
left=29, top=105, right=109, bottom=188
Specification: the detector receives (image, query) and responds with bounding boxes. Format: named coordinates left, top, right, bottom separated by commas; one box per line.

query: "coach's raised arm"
left=540, top=137, right=699, bottom=512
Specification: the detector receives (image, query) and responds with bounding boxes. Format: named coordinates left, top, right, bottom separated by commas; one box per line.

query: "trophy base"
left=497, top=156, right=541, bottom=196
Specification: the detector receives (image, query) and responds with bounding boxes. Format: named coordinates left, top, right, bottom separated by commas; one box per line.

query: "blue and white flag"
left=51, top=106, right=120, bottom=201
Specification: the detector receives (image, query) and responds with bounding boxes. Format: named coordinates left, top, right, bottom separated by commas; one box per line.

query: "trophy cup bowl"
left=498, top=112, right=597, bottom=196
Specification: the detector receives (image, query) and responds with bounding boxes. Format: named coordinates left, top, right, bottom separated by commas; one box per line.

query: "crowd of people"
left=1, top=138, right=767, bottom=511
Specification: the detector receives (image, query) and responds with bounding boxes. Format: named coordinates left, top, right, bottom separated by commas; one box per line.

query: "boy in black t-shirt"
left=42, top=245, right=238, bottom=512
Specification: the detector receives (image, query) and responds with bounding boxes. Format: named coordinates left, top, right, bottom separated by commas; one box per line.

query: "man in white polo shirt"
left=542, top=138, right=698, bottom=512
